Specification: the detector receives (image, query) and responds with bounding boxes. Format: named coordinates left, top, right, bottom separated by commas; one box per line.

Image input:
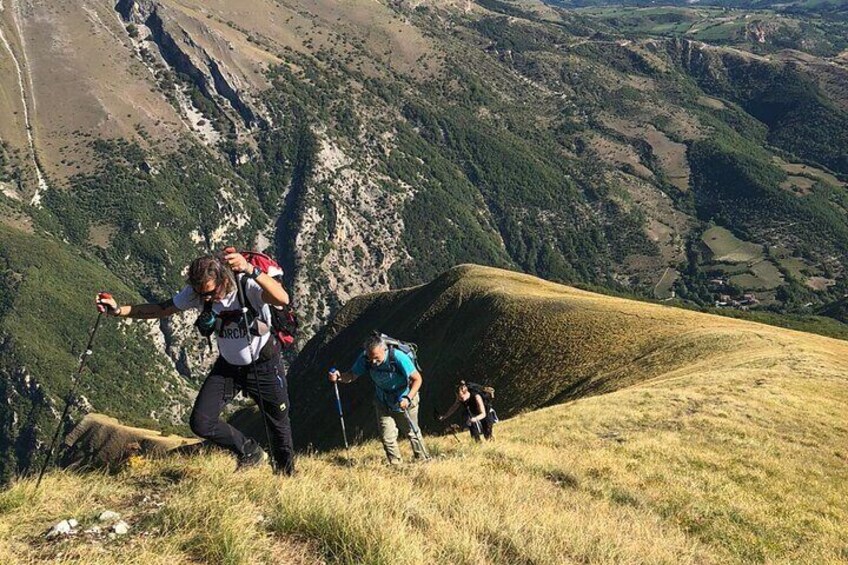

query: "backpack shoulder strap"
left=387, top=344, right=399, bottom=373
left=236, top=274, right=259, bottom=318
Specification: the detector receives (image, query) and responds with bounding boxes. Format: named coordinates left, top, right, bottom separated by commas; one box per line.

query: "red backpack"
left=228, top=248, right=298, bottom=348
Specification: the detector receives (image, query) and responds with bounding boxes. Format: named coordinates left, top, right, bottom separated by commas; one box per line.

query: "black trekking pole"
left=35, top=294, right=109, bottom=489
left=434, top=408, right=461, bottom=444
left=227, top=247, right=276, bottom=473
left=330, top=368, right=349, bottom=450
left=403, top=408, right=430, bottom=461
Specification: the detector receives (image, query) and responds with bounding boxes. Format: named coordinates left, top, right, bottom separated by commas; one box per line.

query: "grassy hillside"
left=2, top=313, right=846, bottom=563
left=0, top=224, right=196, bottom=483
left=565, top=3, right=848, bottom=57
left=3, top=0, right=848, bottom=489
left=287, top=265, right=848, bottom=452
left=3, top=264, right=848, bottom=562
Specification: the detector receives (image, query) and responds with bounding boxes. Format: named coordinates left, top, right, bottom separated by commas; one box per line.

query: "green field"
left=748, top=259, right=784, bottom=289
left=777, top=256, right=808, bottom=279
left=653, top=267, right=679, bottom=299
left=576, top=5, right=848, bottom=57
left=701, top=226, right=763, bottom=264
left=711, top=263, right=750, bottom=275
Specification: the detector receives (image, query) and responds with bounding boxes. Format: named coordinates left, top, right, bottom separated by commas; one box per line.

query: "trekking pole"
left=465, top=405, right=483, bottom=441
left=36, top=294, right=109, bottom=489
left=226, top=247, right=276, bottom=473
left=403, top=408, right=430, bottom=460
left=434, top=408, right=460, bottom=444
left=330, top=368, right=349, bottom=450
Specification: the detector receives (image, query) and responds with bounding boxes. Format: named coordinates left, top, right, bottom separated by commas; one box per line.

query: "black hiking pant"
left=468, top=414, right=494, bottom=442
left=189, top=340, right=295, bottom=475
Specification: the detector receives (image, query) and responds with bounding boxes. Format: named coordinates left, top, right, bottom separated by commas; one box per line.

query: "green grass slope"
left=0, top=225, right=190, bottom=483
left=287, top=264, right=848, bottom=452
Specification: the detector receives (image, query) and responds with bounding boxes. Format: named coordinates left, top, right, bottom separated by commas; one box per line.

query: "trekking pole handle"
left=222, top=246, right=241, bottom=279
left=96, top=292, right=115, bottom=314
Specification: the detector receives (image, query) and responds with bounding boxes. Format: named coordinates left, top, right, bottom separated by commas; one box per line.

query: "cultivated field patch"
left=701, top=226, right=763, bottom=264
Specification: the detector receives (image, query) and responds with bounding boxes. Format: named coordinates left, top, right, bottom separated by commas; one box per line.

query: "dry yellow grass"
left=3, top=368, right=846, bottom=564
left=3, top=266, right=847, bottom=563
left=61, top=413, right=200, bottom=470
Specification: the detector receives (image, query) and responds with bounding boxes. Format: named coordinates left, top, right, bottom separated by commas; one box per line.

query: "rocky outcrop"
left=0, top=368, right=46, bottom=480
left=116, top=0, right=259, bottom=129
left=279, top=133, right=416, bottom=338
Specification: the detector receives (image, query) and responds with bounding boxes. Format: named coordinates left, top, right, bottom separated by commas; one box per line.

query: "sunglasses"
left=194, top=284, right=220, bottom=298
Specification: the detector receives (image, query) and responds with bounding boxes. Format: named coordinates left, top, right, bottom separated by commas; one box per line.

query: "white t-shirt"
left=173, top=276, right=271, bottom=366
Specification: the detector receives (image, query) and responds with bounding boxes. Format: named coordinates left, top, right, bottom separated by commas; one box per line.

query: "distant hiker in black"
left=96, top=251, right=295, bottom=475
left=438, top=382, right=495, bottom=441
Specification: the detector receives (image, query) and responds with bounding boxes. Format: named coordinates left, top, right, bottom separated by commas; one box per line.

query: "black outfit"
left=464, top=393, right=493, bottom=441
left=189, top=339, right=295, bottom=475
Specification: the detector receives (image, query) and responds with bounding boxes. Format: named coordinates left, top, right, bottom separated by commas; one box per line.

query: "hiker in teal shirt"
left=329, top=335, right=426, bottom=464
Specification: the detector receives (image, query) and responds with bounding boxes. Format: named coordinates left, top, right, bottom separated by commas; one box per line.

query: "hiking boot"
left=236, top=439, right=267, bottom=470
left=273, top=464, right=295, bottom=477
left=272, top=455, right=295, bottom=477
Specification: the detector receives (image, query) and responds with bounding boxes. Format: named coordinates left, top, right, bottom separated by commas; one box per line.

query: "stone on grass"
left=98, top=510, right=121, bottom=523
left=46, top=519, right=77, bottom=538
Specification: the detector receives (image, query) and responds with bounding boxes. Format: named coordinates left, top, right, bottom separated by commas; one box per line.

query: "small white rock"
left=112, top=521, right=130, bottom=535
left=46, top=519, right=75, bottom=538
left=68, top=519, right=79, bottom=529
left=98, top=510, right=121, bottom=523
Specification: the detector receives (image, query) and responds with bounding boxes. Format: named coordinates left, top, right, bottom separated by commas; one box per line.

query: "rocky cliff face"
left=116, top=0, right=262, bottom=131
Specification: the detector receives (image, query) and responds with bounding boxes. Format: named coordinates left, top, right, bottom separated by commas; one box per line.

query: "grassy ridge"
left=2, top=328, right=846, bottom=563
left=2, top=264, right=847, bottom=563
left=288, top=265, right=848, bottom=449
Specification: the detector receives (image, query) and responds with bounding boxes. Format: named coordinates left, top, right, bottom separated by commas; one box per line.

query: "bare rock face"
left=290, top=135, right=415, bottom=337
left=157, top=314, right=217, bottom=385
left=116, top=0, right=266, bottom=132
left=117, top=318, right=198, bottom=426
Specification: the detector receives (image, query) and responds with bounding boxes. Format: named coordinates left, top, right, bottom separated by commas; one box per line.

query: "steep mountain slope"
left=0, top=225, right=195, bottom=482
left=1, top=0, right=847, bottom=481
left=287, top=264, right=848, bottom=450
left=2, top=265, right=847, bottom=563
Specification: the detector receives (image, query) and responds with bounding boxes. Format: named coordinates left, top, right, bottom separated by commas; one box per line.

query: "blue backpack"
left=375, top=331, right=422, bottom=372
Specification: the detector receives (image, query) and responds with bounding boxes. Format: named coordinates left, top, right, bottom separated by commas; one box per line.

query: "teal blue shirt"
left=351, top=348, right=415, bottom=411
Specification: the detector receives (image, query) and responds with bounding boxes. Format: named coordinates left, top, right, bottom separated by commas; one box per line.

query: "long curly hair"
left=186, top=254, right=235, bottom=296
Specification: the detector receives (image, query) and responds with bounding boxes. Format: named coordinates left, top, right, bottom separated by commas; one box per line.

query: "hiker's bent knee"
left=189, top=411, right=215, bottom=438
